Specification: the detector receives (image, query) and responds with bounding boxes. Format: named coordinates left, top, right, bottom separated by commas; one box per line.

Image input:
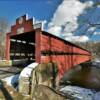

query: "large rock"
left=19, top=63, right=59, bottom=97
left=19, top=77, right=30, bottom=95
left=31, top=63, right=59, bottom=97
left=0, top=80, right=32, bottom=100
left=32, top=85, right=65, bottom=100
left=19, top=63, right=38, bottom=95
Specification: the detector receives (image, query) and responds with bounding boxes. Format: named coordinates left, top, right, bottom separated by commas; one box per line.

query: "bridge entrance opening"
left=10, top=31, right=36, bottom=63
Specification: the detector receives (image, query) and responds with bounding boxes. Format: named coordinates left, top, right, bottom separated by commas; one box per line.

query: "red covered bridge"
left=5, top=15, right=91, bottom=78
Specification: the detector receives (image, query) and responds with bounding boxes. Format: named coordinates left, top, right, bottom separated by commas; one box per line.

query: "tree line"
left=76, top=42, right=100, bottom=60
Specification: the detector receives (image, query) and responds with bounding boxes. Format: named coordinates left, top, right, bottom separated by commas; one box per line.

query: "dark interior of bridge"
left=10, top=31, right=36, bottom=66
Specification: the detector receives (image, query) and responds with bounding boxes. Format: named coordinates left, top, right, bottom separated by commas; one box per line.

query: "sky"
left=0, top=0, right=100, bottom=42
left=0, top=0, right=62, bottom=25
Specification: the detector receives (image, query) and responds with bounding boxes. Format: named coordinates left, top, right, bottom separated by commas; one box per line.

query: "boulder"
left=0, top=80, right=32, bottom=100
left=32, top=85, right=65, bottom=100
left=31, top=63, right=58, bottom=88
left=19, top=62, right=38, bottom=95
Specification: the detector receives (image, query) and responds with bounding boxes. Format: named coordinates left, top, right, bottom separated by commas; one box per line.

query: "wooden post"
left=5, top=34, right=10, bottom=60
left=13, top=39, right=17, bottom=59
left=35, top=29, right=41, bottom=63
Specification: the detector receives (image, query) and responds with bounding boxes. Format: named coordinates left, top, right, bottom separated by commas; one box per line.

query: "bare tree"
left=0, top=17, right=9, bottom=59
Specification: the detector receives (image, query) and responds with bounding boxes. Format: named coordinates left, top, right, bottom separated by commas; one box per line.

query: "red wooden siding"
left=5, top=14, right=91, bottom=80
left=39, top=32, right=91, bottom=79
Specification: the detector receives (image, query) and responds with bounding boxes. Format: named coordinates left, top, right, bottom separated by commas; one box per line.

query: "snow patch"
left=3, top=74, right=19, bottom=86
left=19, top=62, right=38, bottom=78
left=94, top=92, right=100, bottom=100
left=60, top=85, right=100, bottom=100
left=92, top=59, right=100, bottom=68
left=60, top=85, right=94, bottom=100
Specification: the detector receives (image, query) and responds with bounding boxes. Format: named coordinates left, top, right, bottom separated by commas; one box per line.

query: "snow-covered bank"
left=2, top=74, right=19, bottom=89
left=60, top=85, right=100, bottom=100
left=2, top=62, right=38, bottom=89
left=92, top=59, right=100, bottom=68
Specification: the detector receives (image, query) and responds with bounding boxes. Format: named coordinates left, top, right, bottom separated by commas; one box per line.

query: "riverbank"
left=0, top=60, right=100, bottom=100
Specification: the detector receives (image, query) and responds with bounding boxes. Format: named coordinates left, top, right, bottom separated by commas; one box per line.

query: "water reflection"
left=60, top=62, right=100, bottom=91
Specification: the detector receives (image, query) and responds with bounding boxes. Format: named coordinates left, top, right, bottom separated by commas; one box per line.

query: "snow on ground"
left=94, top=92, right=100, bottom=100
left=2, top=62, right=38, bottom=89
left=2, top=74, right=19, bottom=87
left=94, top=59, right=100, bottom=63
left=92, top=59, right=100, bottom=68
left=60, top=85, right=100, bottom=100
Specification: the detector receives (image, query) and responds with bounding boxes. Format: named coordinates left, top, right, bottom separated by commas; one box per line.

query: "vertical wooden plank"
left=35, top=29, right=41, bottom=63
left=14, top=39, right=17, bottom=59
left=5, top=33, right=10, bottom=60
left=24, top=41, right=30, bottom=60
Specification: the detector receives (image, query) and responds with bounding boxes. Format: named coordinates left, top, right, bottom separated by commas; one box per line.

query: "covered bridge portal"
left=10, top=31, right=36, bottom=61
left=6, top=15, right=91, bottom=78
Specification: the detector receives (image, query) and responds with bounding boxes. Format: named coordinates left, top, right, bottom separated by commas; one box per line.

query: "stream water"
left=60, top=61, right=100, bottom=100
left=61, top=61, right=100, bottom=91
